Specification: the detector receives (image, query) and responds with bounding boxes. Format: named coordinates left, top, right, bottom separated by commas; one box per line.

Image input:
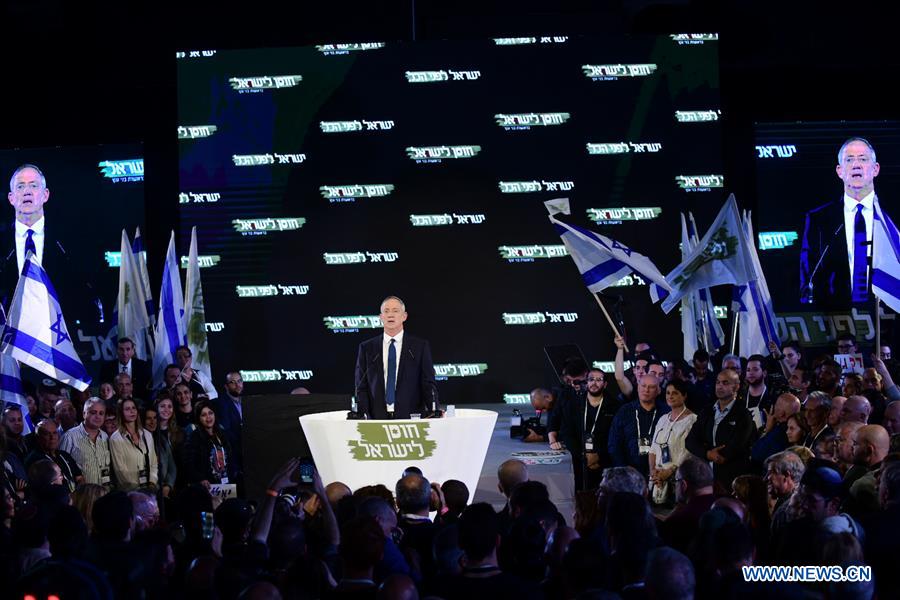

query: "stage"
left=468, top=403, right=576, bottom=525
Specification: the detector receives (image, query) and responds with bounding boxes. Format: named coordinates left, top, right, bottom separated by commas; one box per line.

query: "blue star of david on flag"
left=50, top=312, right=70, bottom=344
left=0, top=253, right=91, bottom=391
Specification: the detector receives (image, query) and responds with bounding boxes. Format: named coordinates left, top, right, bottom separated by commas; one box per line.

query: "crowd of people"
left=4, top=331, right=900, bottom=598
left=525, top=333, right=900, bottom=598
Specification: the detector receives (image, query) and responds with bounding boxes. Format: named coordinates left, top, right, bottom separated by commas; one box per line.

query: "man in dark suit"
left=1, top=164, right=101, bottom=322
left=800, top=137, right=880, bottom=310
left=685, top=368, right=757, bottom=493
left=354, top=296, right=436, bottom=419
left=98, top=337, right=152, bottom=393
left=213, top=371, right=244, bottom=473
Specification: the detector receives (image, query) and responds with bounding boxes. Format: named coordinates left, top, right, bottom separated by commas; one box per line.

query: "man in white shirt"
left=801, top=137, right=881, bottom=309
left=60, top=397, right=112, bottom=487
left=353, top=296, right=437, bottom=419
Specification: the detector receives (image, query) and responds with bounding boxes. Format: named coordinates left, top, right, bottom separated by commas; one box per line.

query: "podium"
left=300, top=409, right=498, bottom=495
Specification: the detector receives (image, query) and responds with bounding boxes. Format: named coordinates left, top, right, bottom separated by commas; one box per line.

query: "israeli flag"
left=151, top=232, right=186, bottom=387
left=682, top=213, right=725, bottom=356
left=133, top=227, right=156, bottom=326
left=0, top=253, right=91, bottom=391
left=873, top=199, right=900, bottom=313
left=0, top=353, right=32, bottom=434
left=117, top=230, right=152, bottom=359
left=551, top=215, right=672, bottom=302
left=732, top=212, right=781, bottom=357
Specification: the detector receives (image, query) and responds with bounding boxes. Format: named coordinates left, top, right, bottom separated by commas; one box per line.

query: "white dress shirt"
left=15, top=216, right=45, bottom=273
left=118, top=358, right=132, bottom=377
left=109, top=428, right=158, bottom=491
left=844, top=192, right=875, bottom=290
left=382, top=330, right=404, bottom=411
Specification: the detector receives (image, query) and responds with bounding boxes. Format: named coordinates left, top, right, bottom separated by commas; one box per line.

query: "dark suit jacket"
left=548, top=387, right=619, bottom=466
left=685, top=398, right=757, bottom=488
left=0, top=220, right=100, bottom=323
left=99, top=358, right=152, bottom=393
left=354, top=332, right=436, bottom=419
left=212, top=395, right=243, bottom=471
left=800, top=200, right=853, bottom=309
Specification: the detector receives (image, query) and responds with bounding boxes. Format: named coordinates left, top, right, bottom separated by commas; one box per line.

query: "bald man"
left=884, top=401, right=900, bottom=436
left=845, top=424, right=891, bottom=518
left=836, top=421, right=866, bottom=479
left=685, top=368, right=756, bottom=491
left=523, top=387, right=553, bottom=442
left=841, top=395, right=872, bottom=424
left=750, top=394, right=801, bottom=471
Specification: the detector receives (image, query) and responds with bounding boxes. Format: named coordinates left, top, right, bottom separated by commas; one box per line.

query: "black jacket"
left=685, top=398, right=756, bottom=487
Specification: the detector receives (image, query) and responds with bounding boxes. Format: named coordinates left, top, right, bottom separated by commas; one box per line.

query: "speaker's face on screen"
left=836, top=141, right=880, bottom=195
left=8, top=167, right=49, bottom=219
left=379, top=299, right=407, bottom=332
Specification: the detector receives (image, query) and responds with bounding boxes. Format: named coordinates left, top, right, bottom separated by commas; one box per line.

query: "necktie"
left=121, top=364, right=128, bottom=374
left=24, top=229, right=36, bottom=258
left=852, top=204, right=868, bottom=303
left=386, top=338, right=397, bottom=410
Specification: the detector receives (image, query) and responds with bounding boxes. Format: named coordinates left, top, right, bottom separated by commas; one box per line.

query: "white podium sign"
left=300, top=409, right=498, bottom=496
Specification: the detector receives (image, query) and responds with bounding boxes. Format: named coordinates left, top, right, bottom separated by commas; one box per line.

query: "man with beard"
left=686, top=369, right=756, bottom=493
left=816, top=360, right=842, bottom=396
left=742, top=355, right=775, bottom=431
left=788, top=367, right=812, bottom=404
left=550, top=366, right=618, bottom=491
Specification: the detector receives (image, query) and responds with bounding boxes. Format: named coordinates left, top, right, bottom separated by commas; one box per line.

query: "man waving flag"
left=0, top=252, right=91, bottom=391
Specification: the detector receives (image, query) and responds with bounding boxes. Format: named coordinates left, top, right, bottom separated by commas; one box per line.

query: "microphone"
left=426, top=382, right=442, bottom=418
left=407, top=347, right=415, bottom=360
left=349, top=352, right=380, bottom=420
left=802, top=222, right=844, bottom=304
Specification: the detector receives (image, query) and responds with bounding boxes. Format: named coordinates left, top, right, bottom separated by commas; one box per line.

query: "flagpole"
left=593, top=293, right=629, bottom=352
left=875, top=295, right=882, bottom=358
left=730, top=305, right=739, bottom=355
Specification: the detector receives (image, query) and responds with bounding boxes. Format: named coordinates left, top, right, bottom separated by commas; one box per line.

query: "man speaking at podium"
left=354, top=296, right=437, bottom=419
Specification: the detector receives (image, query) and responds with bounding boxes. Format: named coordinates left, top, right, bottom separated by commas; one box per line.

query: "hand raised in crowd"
left=614, top=335, right=627, bottom=350
left=269, top=457, right=301, bottom=492
left=768, top=340, right=782, bottom=359
left=763, top=406, right=777, bottom=433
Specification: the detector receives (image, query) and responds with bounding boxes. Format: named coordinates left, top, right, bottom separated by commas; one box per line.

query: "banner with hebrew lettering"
left=177, top=35, right=722, bottom=400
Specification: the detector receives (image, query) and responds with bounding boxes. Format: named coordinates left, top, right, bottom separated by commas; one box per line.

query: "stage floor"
left=468, top=403, right=576, bottom=526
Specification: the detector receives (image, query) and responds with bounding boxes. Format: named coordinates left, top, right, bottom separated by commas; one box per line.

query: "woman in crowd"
left=98, top=382, right=116, bottom=404
left=154, top=393, right=182, bottom=498
left=786, top=413, right=810, bottom=447
left=183, top=399, right=236, bottom=487
left=73, top=483, right=108, bottom=532
left=649, top=379, right=697, bottom=504
left=109, top=398, right=158, bottom=491
left=143, top=406, right=158, bottom=434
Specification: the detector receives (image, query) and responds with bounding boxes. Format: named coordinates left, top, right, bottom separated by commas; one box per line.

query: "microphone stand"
left=348, top=354, right=379, bottom=420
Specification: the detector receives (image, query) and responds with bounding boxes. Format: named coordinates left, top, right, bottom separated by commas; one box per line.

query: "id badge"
left=220, top=477, right=229, bottom=484
left=138, top=468, right=149, bottom=485
left=660, top=443, right=671, bottom=464
left=584, top=435, right=594, bottom=452
left=638, top=437, right=651, bottom=456
left=100, top=467, right=111, bottom=486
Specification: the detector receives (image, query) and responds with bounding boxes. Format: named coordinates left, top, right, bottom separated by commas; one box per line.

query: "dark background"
left=175, top=36, right=721, bottom=400
left=4, top=0, right=900, bottom=395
